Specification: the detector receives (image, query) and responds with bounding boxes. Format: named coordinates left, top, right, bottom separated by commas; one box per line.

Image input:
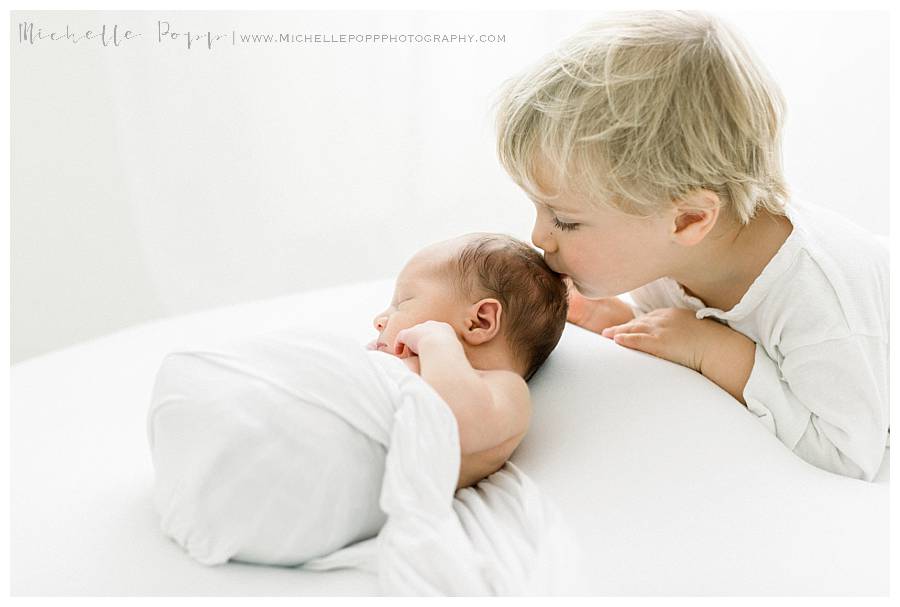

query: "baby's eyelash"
left=553, top=217, right=580, bottom=232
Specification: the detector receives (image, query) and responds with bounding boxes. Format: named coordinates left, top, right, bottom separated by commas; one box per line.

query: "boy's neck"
left=670, top=208, right=794, bottom=312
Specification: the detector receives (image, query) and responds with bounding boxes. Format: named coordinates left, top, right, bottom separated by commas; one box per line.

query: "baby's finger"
left=393, top=331, right=414, bottom=356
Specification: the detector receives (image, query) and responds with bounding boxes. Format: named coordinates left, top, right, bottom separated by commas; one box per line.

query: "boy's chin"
left=570, top=280, right=610, bottom=300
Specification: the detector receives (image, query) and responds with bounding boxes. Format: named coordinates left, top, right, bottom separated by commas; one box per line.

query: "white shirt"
left=628, top=199, right=890, bottom=481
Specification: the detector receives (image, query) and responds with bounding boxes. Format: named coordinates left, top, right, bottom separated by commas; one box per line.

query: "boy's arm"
left=695, top=320, right=756, bottom=403
left=741, top=335, right=888, bottom=481
left=395, top=322, right=530, bottom=455
left=603, top=309, right=888, bottom=480
left=566, top=285, right=636, bottom=334
left=602, top=308, right=756, bottom=402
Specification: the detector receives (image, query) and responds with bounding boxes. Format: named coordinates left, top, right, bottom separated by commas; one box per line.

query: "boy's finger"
left=600, top=325, right=618, bottom=338
left=613, top=332, right=655, bottom=354
left=601, top=323, right=631, bottom=338
left=613, top=333, right=650, bottom=351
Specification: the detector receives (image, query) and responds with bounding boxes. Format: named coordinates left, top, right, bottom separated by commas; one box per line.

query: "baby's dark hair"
left=449, top=233, right=568, bottom=381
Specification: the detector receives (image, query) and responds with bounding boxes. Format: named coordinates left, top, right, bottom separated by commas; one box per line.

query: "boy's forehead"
left=529, top=159, right=584, bottom=214
left=531, top=158, right=560, bottom=196
left=530, top=194, right=582, bottom=215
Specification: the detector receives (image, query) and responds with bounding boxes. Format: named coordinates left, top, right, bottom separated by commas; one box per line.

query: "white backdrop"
left=10, top=11, right=890, bottom=362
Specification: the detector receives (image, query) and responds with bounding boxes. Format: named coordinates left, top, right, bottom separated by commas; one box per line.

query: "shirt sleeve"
left=619, top=294, right=647, bottom=318
left=742, top=335, right=889, bottom=481
left=626, top=279, right=672, bottom=316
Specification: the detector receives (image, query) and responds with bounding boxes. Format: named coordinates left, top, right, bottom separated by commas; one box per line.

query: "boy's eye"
left=552, top=216, right=580, bottom=232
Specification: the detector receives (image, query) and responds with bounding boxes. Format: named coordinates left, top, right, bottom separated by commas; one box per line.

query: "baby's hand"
left=394, top=320, right=458, bottom=356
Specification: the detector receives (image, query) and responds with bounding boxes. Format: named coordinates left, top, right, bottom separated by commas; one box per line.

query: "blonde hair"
left=496, top=11, right=788, bottom=224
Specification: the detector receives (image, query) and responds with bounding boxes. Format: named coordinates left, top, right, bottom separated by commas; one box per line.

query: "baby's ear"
left=461, top=298, right=502, bottom=346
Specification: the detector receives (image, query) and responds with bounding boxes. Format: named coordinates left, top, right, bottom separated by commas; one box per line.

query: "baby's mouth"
left=365, top=339, right=387, bottom=351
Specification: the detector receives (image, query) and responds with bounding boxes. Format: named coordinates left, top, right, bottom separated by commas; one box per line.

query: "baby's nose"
left=373, top=315, right=386, bottom=331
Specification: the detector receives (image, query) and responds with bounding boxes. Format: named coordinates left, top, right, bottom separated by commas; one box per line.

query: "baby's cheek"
left=394, top=314, right=418, bottom=335
left=381, top=325, right=398, bottom=346
left=383, top=320, right=410, bottom=348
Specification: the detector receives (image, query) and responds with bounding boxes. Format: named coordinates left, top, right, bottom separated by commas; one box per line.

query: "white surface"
left=521, top=327, right=889, bottom=595
left=11, top=10, right=889, bottom=362
left=11, top=279, right=889, bottom=595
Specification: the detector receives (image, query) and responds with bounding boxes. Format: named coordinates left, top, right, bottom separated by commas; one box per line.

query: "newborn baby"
left=148, top=232, right=568, bottom=567
left=368, top=232, right=568, bottom=488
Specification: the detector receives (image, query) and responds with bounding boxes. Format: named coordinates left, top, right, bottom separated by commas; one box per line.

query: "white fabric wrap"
left=147, top=330, right=576, bottom=594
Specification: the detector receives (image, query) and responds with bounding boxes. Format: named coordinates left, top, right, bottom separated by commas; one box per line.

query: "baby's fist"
left=393, top=320, right=457, bottom=356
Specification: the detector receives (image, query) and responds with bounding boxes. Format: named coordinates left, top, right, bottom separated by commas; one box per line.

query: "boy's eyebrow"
left=529, top=195, right=579, bottom=215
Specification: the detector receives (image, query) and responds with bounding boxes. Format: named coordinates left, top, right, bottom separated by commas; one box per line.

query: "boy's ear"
left=670, top=189, right=721, bottom=246
left=461, top=298, right=502, bottom=346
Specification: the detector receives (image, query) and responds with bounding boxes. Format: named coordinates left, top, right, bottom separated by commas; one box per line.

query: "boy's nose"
left=532, top=224, right=557, bottom=254
left=373, top=315, right=386, bottom=331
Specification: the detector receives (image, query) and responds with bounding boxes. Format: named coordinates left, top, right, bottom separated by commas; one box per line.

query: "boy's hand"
left=601, top=307, right=757, bottom=404
left=600, top=308, right=735, bottom=372
left=394, top=320, right=459, bottom=356
left=566, top=279, right=636, bottom=334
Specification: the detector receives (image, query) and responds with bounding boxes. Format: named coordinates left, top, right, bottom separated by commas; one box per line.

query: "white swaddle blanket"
left=147, top=330, right=577, bottom=595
